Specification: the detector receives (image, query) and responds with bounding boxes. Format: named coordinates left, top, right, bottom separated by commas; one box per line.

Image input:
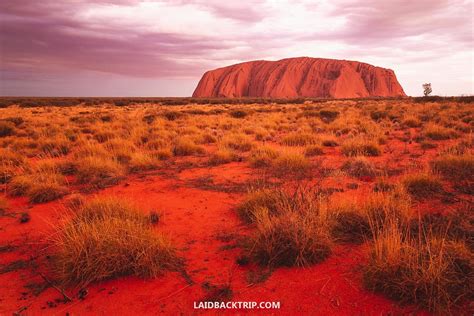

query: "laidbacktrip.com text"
left=194, top=301, right=281, bottom=310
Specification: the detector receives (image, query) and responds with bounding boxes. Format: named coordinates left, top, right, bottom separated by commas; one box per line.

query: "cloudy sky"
left=0, top=0, right=472, bottom=96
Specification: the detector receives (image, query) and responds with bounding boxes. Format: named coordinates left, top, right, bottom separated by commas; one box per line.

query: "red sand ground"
left=1, top=136, right=468, bottom=315
left=1, top=170, right=431, bottom=315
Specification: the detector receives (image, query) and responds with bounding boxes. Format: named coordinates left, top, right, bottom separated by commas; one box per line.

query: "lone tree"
left=423, top=83, right=432, bottom=96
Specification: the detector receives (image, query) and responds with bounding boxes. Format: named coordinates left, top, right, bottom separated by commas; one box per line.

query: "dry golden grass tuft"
left=8, top=166, right=69, bottom=203
left=281, top=133, right=317, bottom=146
left=363, top=222, right=472, bottom=313
left=173, top=137, right=205, bottom=156
left=271, top=150, right=311, bottom=178
left=402, top=115, right=422, bottom=128
left=48, top=197, right=180, bottom=288
left=248, top=145, right=280, bottom=168
left=304, top=145, right=324, bottom=156
left=38, top=137, right=70, bottom=157
left=402, top=173, right=444, bottom=198
left=128, top=152, right=159, bottom=172
left=326, top=198, right=371, bottom=244
left=240, top=187, right=333, bottom=267
left=364, top=187, right=413, bottom=229
left=431, top=153, right=474, bottom=182
left=237, top=188, right=283, bottom=223
left=208, top=147, right=238, bottom=165
left=76, top=156, right=125, bottom=188
left=424, top=123, right=458, bottom=140
left=0, top=148, right=25, bottom=184
left=341, top=156, right=377, bottom=178
left=341, top=138, right=381, bottom=156
left=221, top=133, right=254, bottom=152
left=0, top=148, right=24, bottom=166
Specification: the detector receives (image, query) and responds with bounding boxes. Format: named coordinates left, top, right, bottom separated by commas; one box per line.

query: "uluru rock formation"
left=193, top=57, right=406, bottom=98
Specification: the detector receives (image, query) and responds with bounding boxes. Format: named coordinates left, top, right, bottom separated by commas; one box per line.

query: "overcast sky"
left=0, top=0, right=472, bottom=97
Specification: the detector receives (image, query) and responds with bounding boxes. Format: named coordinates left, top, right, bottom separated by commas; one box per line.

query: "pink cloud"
left=0, top=0, right=472, bottom=96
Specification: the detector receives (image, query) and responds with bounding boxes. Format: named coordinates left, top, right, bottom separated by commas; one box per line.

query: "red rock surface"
left=193, top=57, right=406, bottom=98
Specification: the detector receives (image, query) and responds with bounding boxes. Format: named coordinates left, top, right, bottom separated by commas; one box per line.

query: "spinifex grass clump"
left=363, top=222, right=472, bottom=313
left=364, top=187, right=413, bottom=230
left=281, top=133, right=317, bottom=146
left=208, top=147, right=238, bottom=165
left=431, top=153, right=474, bottom=182
left=76, top=156, right=125, bottom=188
left=8, top=166, right=69, bottom=203
left=328, top=199, right=371, bottom=244
left=341, top=138, right=381, bottom=157
left=327, top=187, right=412, bottom=244
left=237, top=188, right=283, bottom=223
left=248, top=145, right=280, bottom=168
left=341, top=156, right=378, bottom=178
left=49, top=197, right=179, bottom=287
left=271, top=150, right=311, bottom=179
left=424, top=123, right=458, bottom=140
left=402, top=173, right=444, bottom=198
left=173, top=137, right=205, bottom=156
left=239, top=187, right=333, bottom=267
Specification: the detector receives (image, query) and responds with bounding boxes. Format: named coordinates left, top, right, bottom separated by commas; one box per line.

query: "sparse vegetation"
left=241, top=187, right=333, bottom=267
left=48, top=197, right=180, bottom=287
left=249, top=145, right=280, bottom=168
left=363, top=222, right=472, bottom=313
left=304, top=145, right=324, bottom=156
left=431, top=153, right=474, bottom=182
left=341, top=138, right=381, bottom=156
left=341, top=156, right=377, bottom=178
left=173, top=137, right=205, bottom=156
left=76, top=156, right=125, bottom=188
left=424, top=123, right=458, bottom=140
left=403, top=173, right=444, bottom=198
left=0, top=97, right=472, bottom=314
left=271, top=150, right=311, bottom=178
left=0, top=121, right=15, bottom=137
left=281, top=133, right=317, bottom=146
left=209, top=148, right=238, bottom=165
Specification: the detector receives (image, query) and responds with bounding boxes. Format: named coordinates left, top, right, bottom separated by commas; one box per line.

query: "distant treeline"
left=0, top=95, right=472, bottom=108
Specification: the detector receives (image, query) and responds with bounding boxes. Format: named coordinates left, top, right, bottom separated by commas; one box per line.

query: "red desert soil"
left=1, top=161, right=432, bottom=315
left=193, top=57, right=406, bottom=98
